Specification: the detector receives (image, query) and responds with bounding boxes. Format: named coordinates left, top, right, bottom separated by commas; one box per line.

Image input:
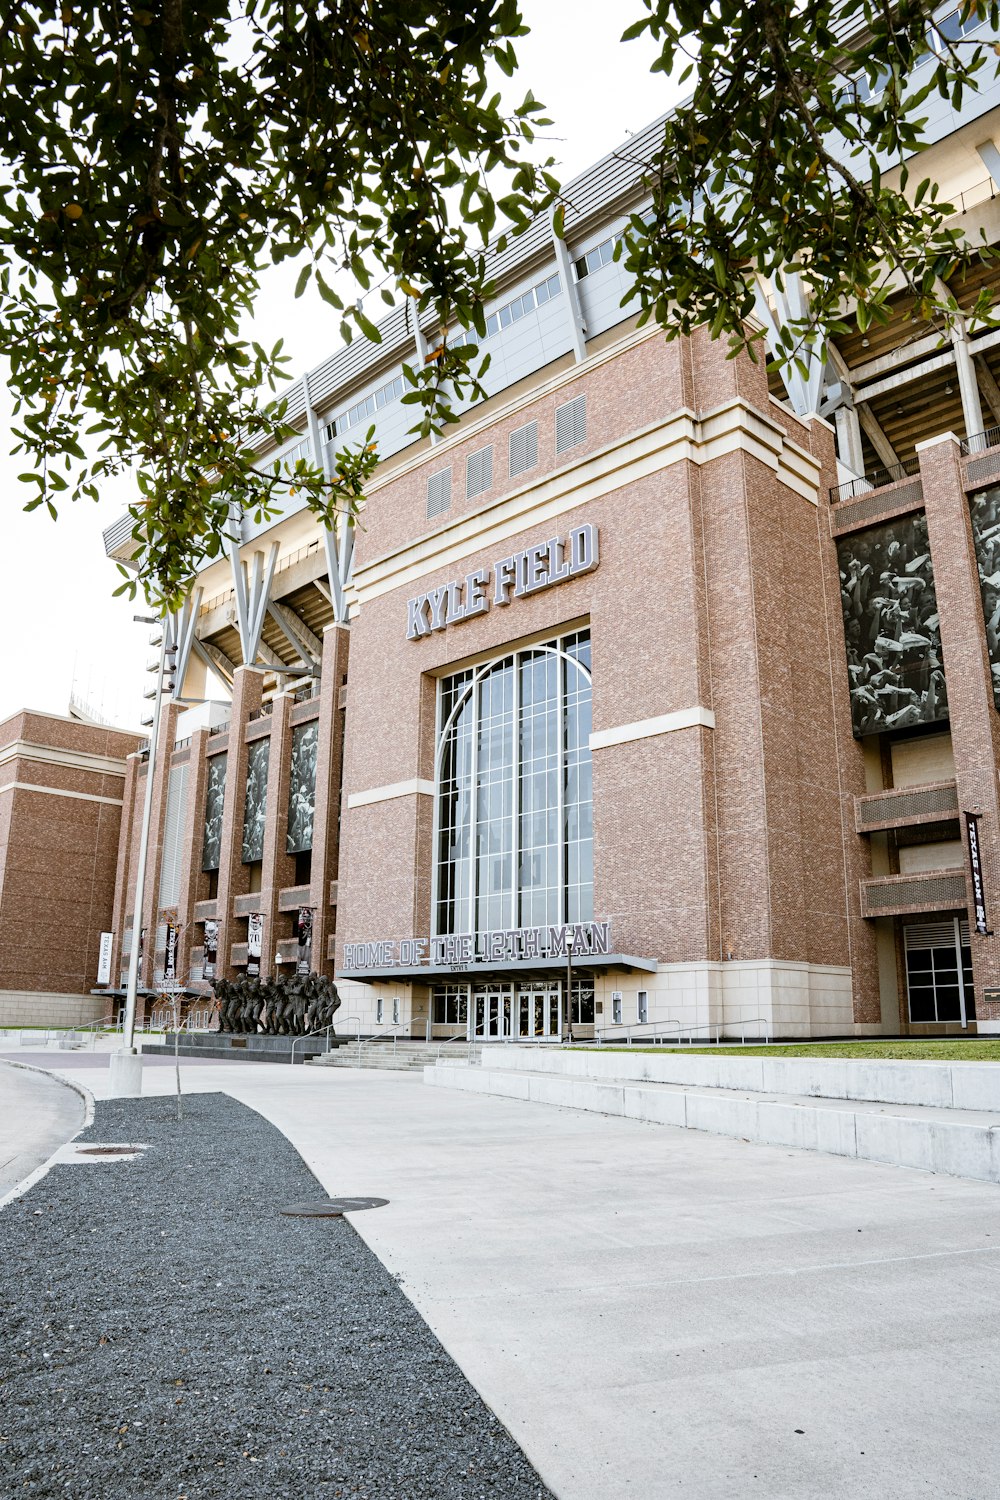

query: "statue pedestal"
left=149, top=1032, right=343, bottom=1065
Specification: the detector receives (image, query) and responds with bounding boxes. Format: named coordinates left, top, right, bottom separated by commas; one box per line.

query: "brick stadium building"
left=102, top=44, right=1000, bottom=1041
left=0, top=712, right=142, bottom=1028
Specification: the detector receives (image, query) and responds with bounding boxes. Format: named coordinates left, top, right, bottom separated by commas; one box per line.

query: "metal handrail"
left=357, top=1022, right=410, bottom=1061
left=60, top=1014, right=122, bottom=1050
left=830, top=456, right=920, bottom=503
left=595, top=1017, right=771, bottom=1047
left=436, top=1020, right=487, bottom=1063
left=289, top=1021, right=340, bottom=1066
left=960, top=424, right=1000, bottom=457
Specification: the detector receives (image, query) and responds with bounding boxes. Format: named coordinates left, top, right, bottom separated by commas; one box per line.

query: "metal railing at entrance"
left=594, top=1017, right=771, bottom=1047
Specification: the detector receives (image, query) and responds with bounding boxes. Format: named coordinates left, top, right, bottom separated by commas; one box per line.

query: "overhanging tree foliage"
left=3, top=1, right=1000, bottom=606
left=619, top=0, right=1000, bottom=370
left=0, top=0, right=554, bottom=605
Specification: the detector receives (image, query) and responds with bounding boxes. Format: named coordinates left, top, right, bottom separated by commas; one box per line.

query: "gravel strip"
left=0, top=1092, right=553, bottom=1499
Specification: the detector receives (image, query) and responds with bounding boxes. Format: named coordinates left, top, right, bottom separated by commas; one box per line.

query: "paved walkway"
left=7, top=1050, right=1000, bottom=1498
left=0, top=1060, right=85, bottom=1197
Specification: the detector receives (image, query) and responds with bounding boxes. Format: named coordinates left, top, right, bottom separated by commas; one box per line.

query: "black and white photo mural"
left=837, top=513, right=948, bottom=737
left=969, top=485, right=1000, bottom=709
left=241, top=739, right=270, bottom=863
left=286, top=722, right=318, bottom=854
left=201, top=753, right=227, bottom=872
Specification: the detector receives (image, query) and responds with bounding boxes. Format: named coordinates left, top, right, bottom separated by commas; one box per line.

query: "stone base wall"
left=0, top=990, right=108, bottom=1028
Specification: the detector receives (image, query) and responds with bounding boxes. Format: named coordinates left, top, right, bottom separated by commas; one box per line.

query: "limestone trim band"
left=589, top=706, right=716, bottom=751
left=0, top=740, right=130, bottom=777
left=0, top=781, right=124, bottom=807
left=346, top=778, right=435, bottom=809
left=353, top=398, right=823, bottom=606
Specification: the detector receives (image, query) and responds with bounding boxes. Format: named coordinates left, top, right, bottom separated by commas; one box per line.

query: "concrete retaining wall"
left=475, top=1046, right=1000, bottom=1111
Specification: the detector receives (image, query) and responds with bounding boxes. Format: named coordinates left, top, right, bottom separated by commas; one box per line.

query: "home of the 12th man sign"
left=406, top=523, right=599, bottom=640
left=343, top=920, right=613, bottom=972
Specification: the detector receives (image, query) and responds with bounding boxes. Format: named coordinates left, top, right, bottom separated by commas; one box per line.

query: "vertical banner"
left=965, top=813, right=990, bottom=936
left=247, top=912, right=264, bottom=977
left=297, top=907, right=315, bottom=976
left=203, top=920, right=219, bottom=981
left=164, top=922, right=178, bottom=983
left=97, top=932, right=114, bottom=986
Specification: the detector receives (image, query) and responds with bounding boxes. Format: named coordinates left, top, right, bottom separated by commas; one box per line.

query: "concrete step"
left=313, top=1040, right=486, bottom=1072
left=424, top=1060, right=1000, bottom=1184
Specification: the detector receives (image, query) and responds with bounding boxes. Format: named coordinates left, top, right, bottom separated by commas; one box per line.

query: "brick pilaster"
left=174, top=726, right=211, bottom=985
left=137, top=700, right=181, bottom=998
left=259, top=692, right=296, bottom=979
left=311, top=624, right=350, bottom=976
left=215, top=667, right=264, bottom=978
left=917, top=432, right=1000, bottom=1026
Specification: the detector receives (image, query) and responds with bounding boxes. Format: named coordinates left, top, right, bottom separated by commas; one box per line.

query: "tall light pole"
left=564, top=929, right=576, bottom=1045
left=109, top=614, right=175, bottom=1097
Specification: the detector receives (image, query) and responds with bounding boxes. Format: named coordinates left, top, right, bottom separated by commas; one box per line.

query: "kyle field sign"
left=406, top=524, right=599, bottom=640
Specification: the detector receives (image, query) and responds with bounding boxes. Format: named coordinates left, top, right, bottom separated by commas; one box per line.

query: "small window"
left=612, top=991, right=622, bottom=1025
left=509, top=421, right=538, bottom=479
left=392, top=996, right=401, bottom=1024
left=466, top=445, right=493, bottom=500
left=637, top=991, right=648, bottom=1024
left=555, top=393, right=586, bottom=455
left=376, top=996, right=384, bottom=1024
left=426, top=468, right=451, bottom=518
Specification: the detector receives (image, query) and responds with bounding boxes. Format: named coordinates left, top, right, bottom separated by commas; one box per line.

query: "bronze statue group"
left=213, top=971, right=341, bottom=1035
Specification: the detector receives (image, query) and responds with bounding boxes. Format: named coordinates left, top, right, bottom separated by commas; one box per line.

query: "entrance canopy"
left=335, top=952, right=658, bottom=985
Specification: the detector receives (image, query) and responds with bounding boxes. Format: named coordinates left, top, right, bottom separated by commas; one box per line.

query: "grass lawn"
left=591, top=1040, right=1000, bottom=1061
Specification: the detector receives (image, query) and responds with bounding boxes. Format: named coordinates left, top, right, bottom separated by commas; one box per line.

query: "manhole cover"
left=76, top=1146, right=141, bottom=1157
left=280, top=1197, right=388, bottom=1218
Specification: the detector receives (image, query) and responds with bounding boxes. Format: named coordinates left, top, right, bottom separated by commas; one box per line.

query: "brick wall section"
left=215, top=667, right=263, bottom=976
left=110, top=751, right=142, bottom=986
left=311, top=623, right=350, bottom=977
left=0, top=712, right=140, bottom=1008
left=918, top=433, right=1000, bottom=1022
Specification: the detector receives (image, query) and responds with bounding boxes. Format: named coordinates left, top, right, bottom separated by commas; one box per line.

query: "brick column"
left=215, top=667, right=264, bottom=978
left=311, top=624, right=350, bottom=976
left=137, top=700, right=181, bottom=997
left=109, top=750, right=142, bottom=987
left=917, top=432, right=1000, bottom=1028
left=259, top=693, right=296, bottom=979
left=174, top=726, right=211, bottom=985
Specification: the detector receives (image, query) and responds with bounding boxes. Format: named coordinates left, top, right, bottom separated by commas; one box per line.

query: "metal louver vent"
left=426, top=468, right=452, bottom=518
left=157, top=763, right=189, bottom=909
left=555, top=394, right=586, bottom=455
left=904, top=920, right=971, bottom=950
left=509, top=421, right=538, bottom=478
left=466, top=446, right=493, bottom=500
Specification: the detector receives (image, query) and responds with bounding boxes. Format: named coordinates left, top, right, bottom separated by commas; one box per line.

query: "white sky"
left=0, top=2, right=677, bottom=729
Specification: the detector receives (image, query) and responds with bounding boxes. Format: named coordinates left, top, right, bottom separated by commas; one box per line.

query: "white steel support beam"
left=241, top=541, right=280, bottom=667
left=192, top=637, right=237, bottom=689
left=857, top=405, right=901, bottom=469
left=266, top=600, right=321, bottom=670
left=303, top=368, right=353, bottom=624
left=754, top=274, right=825, bottom=416
left=935, top=276, right=985, bottom=438
left=226, top=502, right=251, bottom=661
left=835, top=406, right=866, bottom=475
left=169, top=587, right=203, bottom=700
left=550, top=210, right=588, bottom=363
left=977, top=139, right=1000, bottom=190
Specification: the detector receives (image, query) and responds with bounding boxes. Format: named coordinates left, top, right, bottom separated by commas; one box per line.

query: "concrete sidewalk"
left=19, top=1053, right=1000, bottom=1499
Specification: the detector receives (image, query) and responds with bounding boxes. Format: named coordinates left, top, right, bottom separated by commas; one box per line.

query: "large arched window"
left=433, top=629, right=592, bottom=936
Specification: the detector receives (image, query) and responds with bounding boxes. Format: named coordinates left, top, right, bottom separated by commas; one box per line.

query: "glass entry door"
left=515, top=985, right=562, bottom=1040
left=474, top=987, right=513, bottom=1040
